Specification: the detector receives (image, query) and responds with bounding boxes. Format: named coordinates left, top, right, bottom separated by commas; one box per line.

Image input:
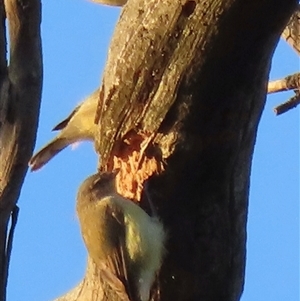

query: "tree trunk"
left=55, top=0, right=297, bottom=300
left=0, top=1, right=42, bottom=300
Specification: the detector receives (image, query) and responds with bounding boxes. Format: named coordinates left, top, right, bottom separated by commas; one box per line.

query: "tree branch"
left=274, top=91, right=300, bottom=115
left=281, top=4, right=300, bottom=55
left=268, top=72, right=300, bottom=115
left=0, top=1, right=42, bottom=300
left=268, top=72, right=300, bottom=94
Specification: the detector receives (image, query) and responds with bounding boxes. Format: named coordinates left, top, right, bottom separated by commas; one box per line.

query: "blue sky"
left=7, top=1, right=299, bottom=301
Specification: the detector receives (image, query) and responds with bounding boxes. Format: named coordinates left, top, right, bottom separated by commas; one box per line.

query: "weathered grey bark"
left=268, top=72, right=300, bottom=115
left=268, top=72, right=300, bottom=94
left=282, top=4, right=300, bottom=54
left=55, top=0, right=297, bottom=301
left=270, top=7, right=300, bottom=115
left=0, top=1, right=42, bottom=300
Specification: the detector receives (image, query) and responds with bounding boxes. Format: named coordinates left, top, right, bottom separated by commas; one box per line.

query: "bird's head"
left=77, top=170, right=119, bottom=203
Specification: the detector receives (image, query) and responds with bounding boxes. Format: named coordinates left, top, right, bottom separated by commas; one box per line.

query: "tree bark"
left=268, top=73, right=300, bottom=115
left=0, top=1, right=42, bottom=300
left=282, top=4, right=300, bottom=55
left=55, top=0, right=297, bottom=300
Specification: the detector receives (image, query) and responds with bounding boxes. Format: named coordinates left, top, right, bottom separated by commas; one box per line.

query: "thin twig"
left=274, top=91, right=300, bottom=115
left=268, top=73, right=300, bottom=115
left=268, top=73, right=300, bottom=94
left=2, top=206, right=19, bottom=301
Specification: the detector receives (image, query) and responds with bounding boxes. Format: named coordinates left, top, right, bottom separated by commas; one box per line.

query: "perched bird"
left=77, top=171, right=166, bottom=301
left=29, top=89, right=99, bottom=171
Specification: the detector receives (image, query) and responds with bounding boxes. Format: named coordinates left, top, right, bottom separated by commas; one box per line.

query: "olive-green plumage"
left=77, top=172, right=166, bottom=301
left=29, top=89, right=99, bottom=171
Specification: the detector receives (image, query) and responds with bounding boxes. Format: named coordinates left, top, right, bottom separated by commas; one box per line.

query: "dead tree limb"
left=268, top=72, right=300, bottom=115
left=268, top=72, right=300, bottom=94
left=0, top=1, right=42, bottom=300
left=281, top=4, right=300, bottom=55
left=274, top=91, right=300, bottom=115
left=268, top=8, right=300, bottom=115
left=55, top=0, right=297, bottom=300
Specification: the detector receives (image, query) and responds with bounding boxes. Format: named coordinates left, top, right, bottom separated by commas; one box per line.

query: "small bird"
left=77, top=171, right=166, bottom=301
left=29, top=89, right=99, bottom=171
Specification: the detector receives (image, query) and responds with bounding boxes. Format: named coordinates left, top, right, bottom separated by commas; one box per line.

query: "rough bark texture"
left=55, top=0, right=297, bottom=301
left=267, top=72, right=300, bottom=115
left=282, top=4, right=300, bottom=54
left=0, top=1, right=42, bottom=300
left=268, top=72, right=300, bottom=115
left=268, top=72, right=300, bottom=94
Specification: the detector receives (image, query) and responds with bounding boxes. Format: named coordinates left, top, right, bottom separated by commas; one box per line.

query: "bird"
left=76, top=171, right=166, bottom=301
left=29, top=89, right=99, bottom=171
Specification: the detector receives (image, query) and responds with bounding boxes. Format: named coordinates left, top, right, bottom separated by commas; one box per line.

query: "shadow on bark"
left=55, top=0, right=297, bottom=300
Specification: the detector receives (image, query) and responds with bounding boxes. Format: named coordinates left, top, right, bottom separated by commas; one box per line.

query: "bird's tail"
left=29, top=137, right=69, bottom=171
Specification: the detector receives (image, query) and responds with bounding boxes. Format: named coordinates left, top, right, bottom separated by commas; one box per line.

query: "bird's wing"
left=98, top=261, right=131, bottom=301
left=52, top=104, right=81, bottom=131
left=103, top=205, right=136, bottom=301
